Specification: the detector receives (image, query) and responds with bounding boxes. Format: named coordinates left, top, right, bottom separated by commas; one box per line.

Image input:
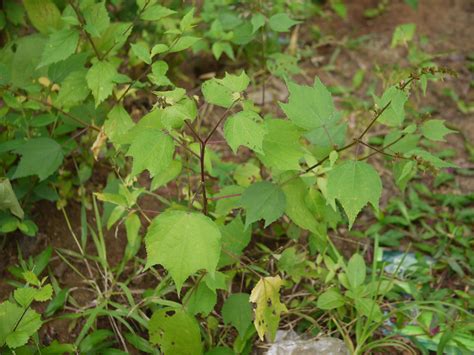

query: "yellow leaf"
left=249, top=275, right=287, bottom=341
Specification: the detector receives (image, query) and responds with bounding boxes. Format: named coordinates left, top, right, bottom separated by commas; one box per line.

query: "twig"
left=69, top=1, right=103, bottom=60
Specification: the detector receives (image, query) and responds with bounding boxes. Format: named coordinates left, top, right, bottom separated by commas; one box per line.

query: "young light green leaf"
left=0, top=178, right=24, bottom=219
left=145, top=211, right=221, bottom=293
left=0, top=301, right=42, bottom=348
left=86, top=60, right=117, bottom=107
left=222, top=293, right=253, bottom=337
left=251, top=13, right=266, bottom=33
left=421, top=119, right=455, bottom=142
left=202, top=71, right=250, bottom=108
left=83, top=1, right=110, bottom=38
left=151, top=44, right=169, bottom=57
left=374, top=86, right=408, bottom=127
left=185, top=282, right=217, bottom=316
left=241, top=181, right=286, bottom=228
left=250, top=276, right=287, bottom=341
left=280, top=78, right=339, bottom=130
left=224, top=110, right=266, bottom=154
left=212, top=42, right=235, bottom=60
left=259, top=119, right=304, bottom=171
left=38, top=28, right=79, bottom=67
left=148, top=308, right=202, bottom=354
left=268, top=13, right=300, bottom=32
left=104, top=105, right=134, bottom=146
left=326, top=160, right=382, bottom=228
left=151, top=160, right=182, bottom=190
left=12, top=138, right=64, bottom=181
left=317, top=289, right=345, bottom=310
left=346, top=253, right=366, bottom=289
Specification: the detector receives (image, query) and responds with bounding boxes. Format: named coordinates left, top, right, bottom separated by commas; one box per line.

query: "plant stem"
left=199, top=143, right=208, bottom=215
left=69, top=1, right=102, bottom=60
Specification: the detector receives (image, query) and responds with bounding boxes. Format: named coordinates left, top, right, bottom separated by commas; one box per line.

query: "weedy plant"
left=0, top=0, right=471, bottom=354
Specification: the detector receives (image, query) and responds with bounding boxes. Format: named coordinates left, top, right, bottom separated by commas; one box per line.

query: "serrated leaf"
left=0, top=301, right=42, bottom=348
left=185, top=282, right=216, bottom=316
left=224, top=110, right=266, bottom=154
left=145, top=211, right=221, bottom=293
left=14, top=287, right=37, bottom=307
left=12, top=138, right=64, bottom=181
left=326, top=160, right=382, bottom=228
left=268, top=13, right=300, bottom=32
left=259, top=119, right=304, bottom=171
left=374, top=86, right=408, bottom=127
left=317, top=289, right=345, bottom=310
left=83, top=1, right=110, bottom=38
left=346, top=254, right=366, bottom=289
left=23, top=0, right=61, bottom=34
left=122, top=116, right=174, bottom=177
left=35, top=284, right=53, bottom=302
left=421, top=119, right=455, bottom=142
left=222, top=293, right=252, bottom=336
left=6, top=331, right=29, bottom=349
left=202, top=72, right=249, bottom=108
left=148, top=308, right=202, bottom=354
left=250, top=276, right=287, bottom=341
left=38, top=28, right=79, bottom=68
left=280, top=78, right=339, bottom=130
left=151, top=160, right=182, bottom=190
left=86, top=60, right=117, bottom=107
left=0, top=178, right=24, bottom=219
left=241, top=181, right=286, bottom=228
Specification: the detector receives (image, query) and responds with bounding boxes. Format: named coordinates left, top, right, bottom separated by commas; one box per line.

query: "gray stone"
left=266, top=330, right=349, bottom=355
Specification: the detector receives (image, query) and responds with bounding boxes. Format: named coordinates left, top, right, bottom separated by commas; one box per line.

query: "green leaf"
left=222, top=293, right=252, bottom=337
left=169, top=36, right=201, bottom=53
left=104, top=105, right=134, bottom=146
left=317, top=289, right=345, bottom=310
left=0, top=300, right=42, bottom=348
left=6, top=331, right=29, bottom=349
left=38, top=29, right=79, bottom=68
left=251, top=13, right=266, bottom=33
left=268, top=13, right=300, bottom=32
left=214, top=185, right=244, bottom=216
left=202, top=72, right=250, bottom=108
left=280, top=78, right=339, bottom=130
left=326, top=160, right=382, bottom=228
left=145, top=211, right=221, bottom=293
left=86, top=60, right=117, bottom=107
left=224, top=110, right=266, bottom=154
left=56, top=69, right=90, bottom=108
left=151, top=160, right=182, bottom=190
left=391, top=23, right=416, bottom=48
left=0, top=178, right=24, bottom=219
left=218, top=216, right=251, bottom=267
left=211, top=42, right=235, bottom=60
left=259, top=119, right=304, bottom=171
left=12, top=138, right=64, bottom=181
left=355, top=298, right=382, bottom=321
left=250, top=276, right=287, bottom=341
left=346, top=254, right=366, bottom=289
left=83, top=1, right=110, bottom=38
left=131, top=42, right=151, bottom=64
left=127, top=119, right=174, bottom=177
left=185, top=282, right=216, bottom=316
left=149, top=308, right=202, bottom=354
left=141, top=5, right=176, bottom=21
left=421, top=119, right=455, bottom=142
left=374, top=86, right=408, bottom=127
left=281, top=178, right=318, bottom=233
left=23, top=0, right=61, bottom=34
left=241, top=181, right=286, bottom=228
